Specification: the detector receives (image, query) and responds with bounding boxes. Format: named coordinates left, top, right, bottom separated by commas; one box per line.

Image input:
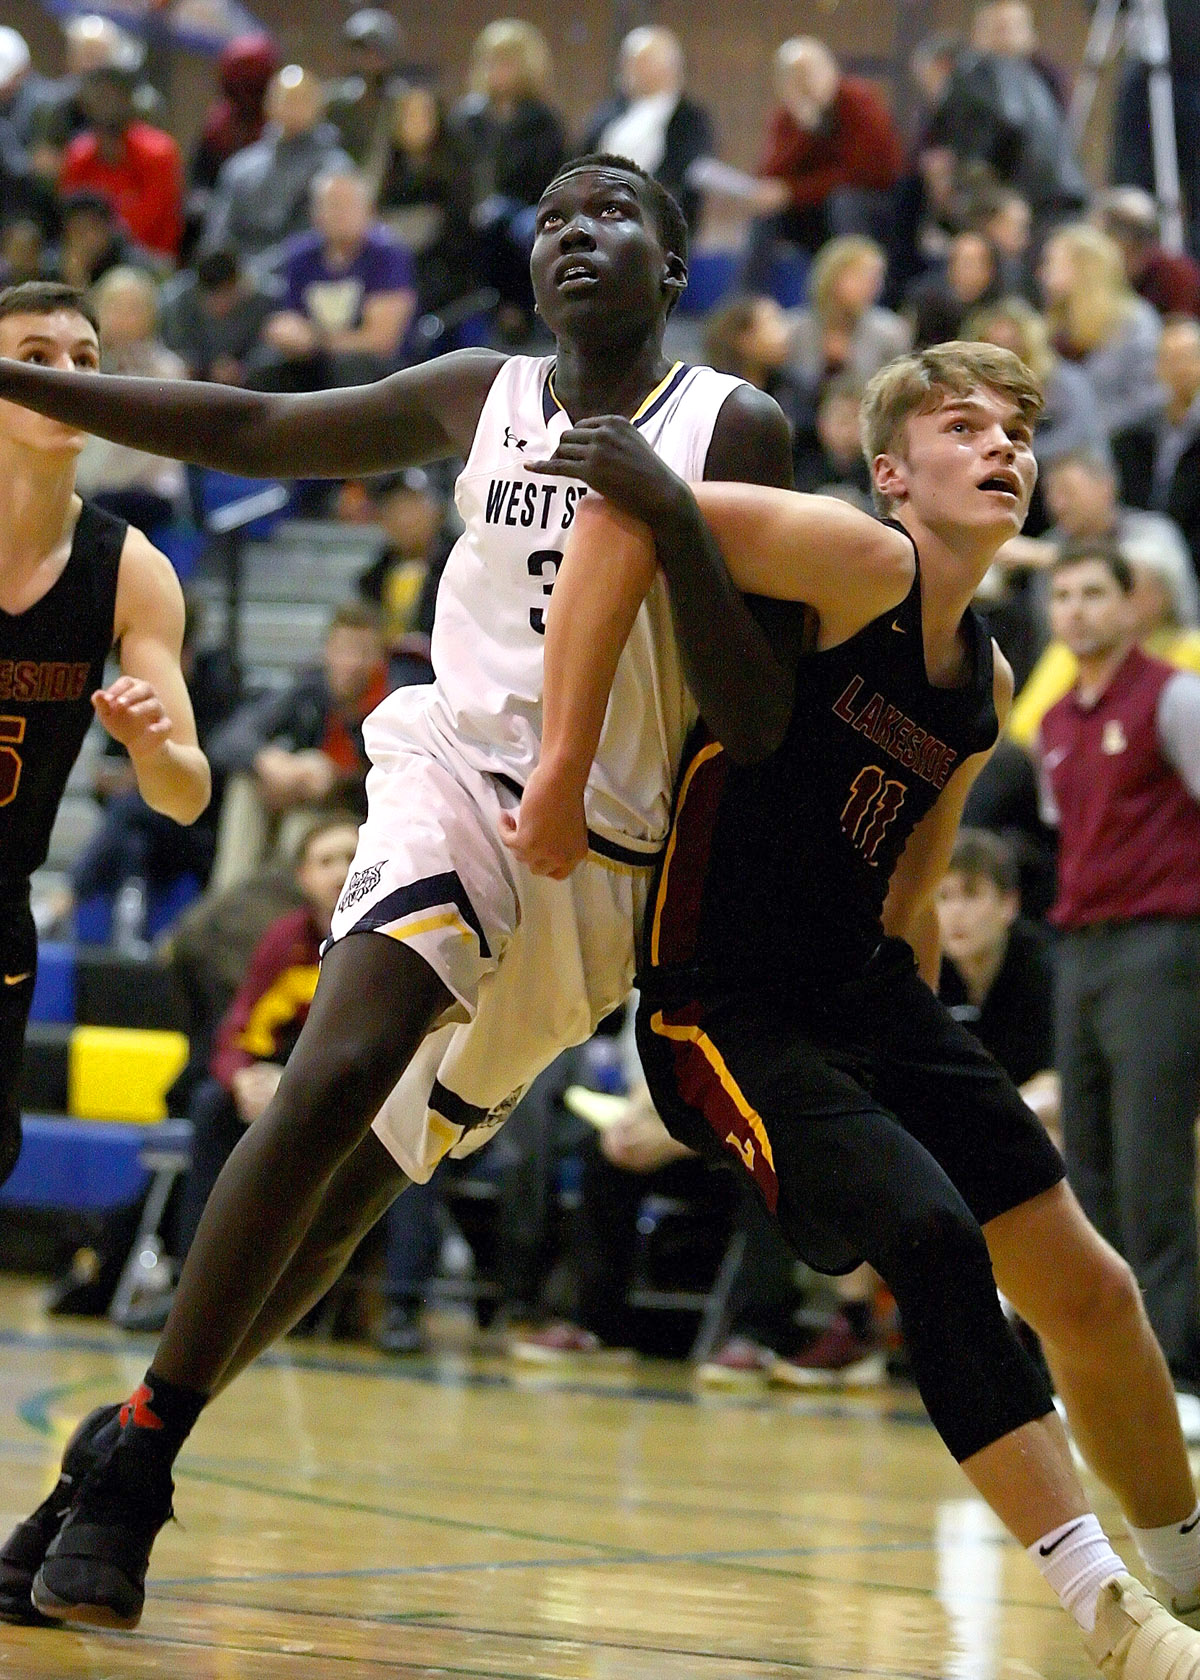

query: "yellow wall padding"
left=68, top=1026, right=190, bottom=1124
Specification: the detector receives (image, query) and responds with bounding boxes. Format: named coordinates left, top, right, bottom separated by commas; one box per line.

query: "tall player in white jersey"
left=0, top=156, right=795, bottom=1629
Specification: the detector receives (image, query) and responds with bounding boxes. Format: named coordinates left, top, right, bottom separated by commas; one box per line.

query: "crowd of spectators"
left=6, top=1, right=1200, bottom=1389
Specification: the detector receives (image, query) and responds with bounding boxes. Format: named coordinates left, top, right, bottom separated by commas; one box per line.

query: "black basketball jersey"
left=641, top=530, right=998, bottom=1000
left=0, top=501, right=123, bottom=884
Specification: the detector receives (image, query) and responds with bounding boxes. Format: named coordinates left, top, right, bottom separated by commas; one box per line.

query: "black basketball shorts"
left=636, top=937, right=1066, bottom=1276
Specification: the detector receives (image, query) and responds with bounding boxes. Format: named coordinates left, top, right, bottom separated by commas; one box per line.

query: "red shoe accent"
left=118, top=1385, right=163, bottom=1432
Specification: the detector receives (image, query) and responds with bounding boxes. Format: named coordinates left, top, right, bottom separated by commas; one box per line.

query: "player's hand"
left=526, top=415, right=688, bottom=529
left=92, top=677, right=173, bottom=757
left=600, top=1089, right=694, bottom=1172
left=498, top=763, right=588, bottom=879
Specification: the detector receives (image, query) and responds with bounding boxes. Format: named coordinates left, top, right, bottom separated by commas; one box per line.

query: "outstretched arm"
left=103, top=528, right=211, bottom=825
left=0, top=348, right=505, bottom=478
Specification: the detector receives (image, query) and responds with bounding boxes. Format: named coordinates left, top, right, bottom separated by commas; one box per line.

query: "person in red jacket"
left=742, top=36, right=904, bottom=292
left=59, top=66, right=182, bottom=259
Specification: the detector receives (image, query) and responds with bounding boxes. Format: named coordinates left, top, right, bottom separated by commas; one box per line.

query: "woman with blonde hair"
left=451, top=18, right=565, bottom=336
left=786, top=234, right=910, bottom=398
left=1039, top=223, right=1161, bottom=456
left=966, top=294, right=1107, bottom=469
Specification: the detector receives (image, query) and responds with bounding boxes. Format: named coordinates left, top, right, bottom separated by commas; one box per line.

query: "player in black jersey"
left=0, top=281, right=209, bottom=1191
left=509, top=342, right=1200, bottom=1680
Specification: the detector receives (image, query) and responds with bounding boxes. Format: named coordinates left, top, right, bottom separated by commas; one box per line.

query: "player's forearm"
left=129, top=739, right=211, bottom=824
left=541, top=501, right=657, bottom=795
left=0, top=362, right=388, bottom=478
left=652, top=487, right=793, bottom=762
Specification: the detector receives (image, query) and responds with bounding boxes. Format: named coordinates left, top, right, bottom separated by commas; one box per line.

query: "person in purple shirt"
left=249, top=167, right=416, bottom=392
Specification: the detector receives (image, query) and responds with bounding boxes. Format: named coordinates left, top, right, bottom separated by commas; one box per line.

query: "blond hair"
left=809, top=235, right=885, bottom=325
left=1043, top=223, right=1137, bottom=354
left=470, top=19, right=551, bottom=100
left=963, top=295, right=1054, bottom=386
left=860, top=341, right=1043, bottom=512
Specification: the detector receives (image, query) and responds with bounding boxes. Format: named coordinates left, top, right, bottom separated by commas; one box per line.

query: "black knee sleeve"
left=872, top=1205, right=1054, bottom=1463
left=0, top=1104, right=22, bottom=1190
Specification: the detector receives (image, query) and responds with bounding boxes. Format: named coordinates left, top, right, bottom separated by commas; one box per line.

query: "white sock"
left=1129, top=1503, right=1200, bottom=1602
left=1028, top=1514, right=1126, bottom=1633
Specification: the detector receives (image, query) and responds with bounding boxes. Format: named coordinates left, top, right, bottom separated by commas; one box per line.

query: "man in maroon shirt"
left=741, top=36, right=903, bottom=292
left=1038, top=542, right=1200, bottom=1385
left=59, top=66, right=182, bottom=260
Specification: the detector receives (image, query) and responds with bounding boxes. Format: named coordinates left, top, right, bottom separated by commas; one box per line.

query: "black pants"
left=0, top=889, right=36, bottom=1188
left=638, top=940, right=1063, bottom=1462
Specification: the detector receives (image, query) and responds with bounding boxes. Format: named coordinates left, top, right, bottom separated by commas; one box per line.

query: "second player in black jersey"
left=0, top=282, right=210, bottom=1195
left=514, top=340, right=1200, bottom=1679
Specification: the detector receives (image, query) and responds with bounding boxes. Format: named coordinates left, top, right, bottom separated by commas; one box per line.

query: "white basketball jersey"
left=365, top=354, right=745, bottom=852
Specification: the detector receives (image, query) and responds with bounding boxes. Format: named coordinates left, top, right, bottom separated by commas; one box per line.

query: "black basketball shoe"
left=31, top=1437, right=174, bottom=1631
left=0, top=1403, right=122, bottom=1625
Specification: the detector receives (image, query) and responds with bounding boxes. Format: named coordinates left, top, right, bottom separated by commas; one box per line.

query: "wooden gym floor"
left=0, top=1275, right=1152, bottom=1679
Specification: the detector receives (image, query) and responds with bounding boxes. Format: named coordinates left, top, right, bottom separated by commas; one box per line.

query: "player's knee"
left=0, top=1105, right=21, bottom=1189
left=283, top=1028, right=405, bottom=1133
left=877, top=1201, right=992, bottom=1305
left=1038, top=1243, right=1143, bottom=1355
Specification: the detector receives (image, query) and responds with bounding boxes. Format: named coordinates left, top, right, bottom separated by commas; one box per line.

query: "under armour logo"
left=120, top=1382, right=164, bottom=1432
left=504, top=427, right=527, bottom=451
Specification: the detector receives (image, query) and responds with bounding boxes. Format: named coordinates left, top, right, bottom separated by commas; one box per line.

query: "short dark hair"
left=0, top=280, right=98, bottom=334
left=540, top=152, right=689, bottom=268
left=1052, top=538, right=1134, bottom=594
left=195, top=249, right=240, bottom=292
left=947, top=827, right=1018, bottom=893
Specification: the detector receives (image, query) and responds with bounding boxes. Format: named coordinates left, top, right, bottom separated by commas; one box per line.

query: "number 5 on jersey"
left=841, top=764, right=906, bottom=864
left=0, top=716, right=25, bottom=807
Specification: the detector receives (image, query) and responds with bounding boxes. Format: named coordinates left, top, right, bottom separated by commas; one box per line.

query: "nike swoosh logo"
left=3, top=972, right=31, bottom=986
left=1039, top=1521, right=1084, bottom=1556
left=1182, top=1512, right=1200, bottom=1534
left=891, top=620, right=906, bottom=633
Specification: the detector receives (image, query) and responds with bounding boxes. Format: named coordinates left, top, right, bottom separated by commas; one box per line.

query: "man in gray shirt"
left=201, top=67, right=351, bottom=270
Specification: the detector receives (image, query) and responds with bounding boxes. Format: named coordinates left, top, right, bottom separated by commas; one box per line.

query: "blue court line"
left=132, top=1597, right=972, bottom=1680
left=154, top=1536, right=940, bottom=1589
left=0, top=1432, right=945, bottom=1544
left=0, top=1325, right=933, bottom=1423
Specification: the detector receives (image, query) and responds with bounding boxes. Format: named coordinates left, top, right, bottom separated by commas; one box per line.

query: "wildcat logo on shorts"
left=338, top=863, right=383, bottom=912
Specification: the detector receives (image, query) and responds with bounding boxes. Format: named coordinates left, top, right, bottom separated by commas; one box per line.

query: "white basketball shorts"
left=326, top=718, right=658, bottom=1182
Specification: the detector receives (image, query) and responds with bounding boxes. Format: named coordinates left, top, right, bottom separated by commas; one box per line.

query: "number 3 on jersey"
left=841, top=764, right=905, bottom=864
left=0, top=715, right=25, bottom=807
left=528, top=549, right=563, bottom=635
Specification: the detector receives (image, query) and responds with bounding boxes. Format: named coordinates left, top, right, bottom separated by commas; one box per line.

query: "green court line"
left=57, top=1605, right=947, bottom=1680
